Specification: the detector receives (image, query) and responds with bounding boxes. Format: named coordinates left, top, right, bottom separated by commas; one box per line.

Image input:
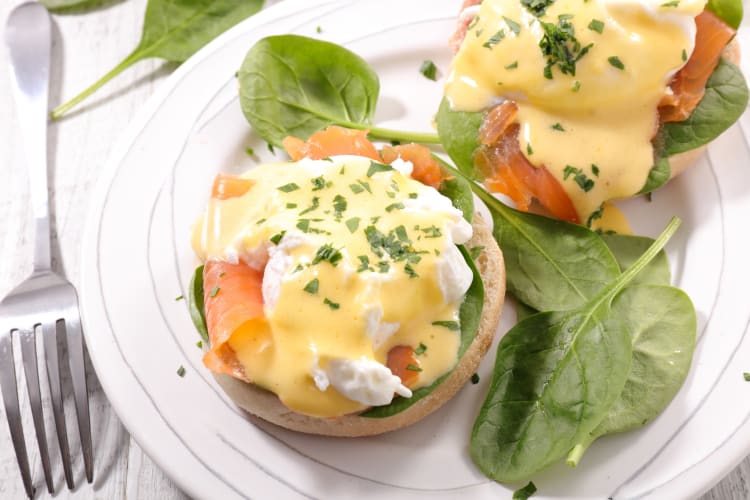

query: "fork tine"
left=0, top=328, right=35, bottom=499
left=20, top=327, right=54, bottom=494
left=43, top=321, right=74, bottom=489
left=63, top=317, right=93, bottom=483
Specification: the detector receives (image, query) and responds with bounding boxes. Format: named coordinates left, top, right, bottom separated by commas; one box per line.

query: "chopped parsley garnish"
left=471, top=373, right=480, bottom=384
left=177, top=365, right=186, bottom=377
left=245, top=147, right=255, bottom=156
left=408, top=192, right=418, bottom=199
left=539, top=16, right=593, bottom=79
left=467, top=15, right=480, bottom=30
left=386, top=202, right=405, bottom=212
left=608, top=56, right=625, bottom=70
left=333, top=194, right=347, bottom=217
left=588, top=19, right=604, bottom=33
left=312, top=244, right=343, bottom=266
left=365, top=226, right=424, bottom=264
left=415, top=343, right=427, bottom=355
left=563, top=165, right=595, bottom=192
left=419, top=59, right=438, bottom=81
left=513, top=481, right=537, bottom=500
left=420, top=225, right=442, bottom=238
left=661, top=0, right=679, bottom=6
left=267, top=143, right=275, bottom=154
left=406, top=364, right=423, bottom=372
left=551, top=122, right=565, bottom=131
left=505, top=61, right=519, bottom=70
left=196, top=341, right=203, bottom=349
left=323, top=298, right=340, bottom=310
left=286, top=203, right=298, bottom=209
left=572, top=80, right=581, bottom=92
left=297, top=219, right=311, bottom=232
left=521, top=0, right=555, bottom=17
left=682, top=49, right=688, bottom=62
left=367, top=161, right=394, bottom=177
left=299, top=197, right=320, bottom=215
left=744, top=372, right=750, bottom=381
left=316, top=25, right=323, bottom=33
left=503, top=16, right=521, bottom=35
left=175, top=295, right=184, bottom=301
left=350, top=183, right=365, bottom=194
left=469, top=246, right=485, bottom=260
left=311, top=175, right=328, bottom=191
left=586, top=204, right=605, bottom=228
left=378, top=261, right=391, bottom=273
left=432, top=320, right=460, bottom=331
left=526, top=143, right=534, bottom=155
left=357, top=255, right=371, bottom=272
left=591, top=164, right=600, bottom=177
left=395, top=225, right=410, bottom=243
left=345, top=217, right=360, bottom=233
left=404, top=263, right=419, bottom=278
left=277, top=182, right=300, bottom=193
left=256, top=218, right=267, bottom=225
left=303, top=278, right=319, bottom=294
left=270, top=231, right=286, bottom=245
left=209, top=286, right=220, bottom=297
left=293, top=264, right=305, bottom=273
left=483, top=29, right=506, bottom=49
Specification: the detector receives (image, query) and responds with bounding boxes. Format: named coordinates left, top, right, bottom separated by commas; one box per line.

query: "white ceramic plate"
left=80, top=0, right=750, bottom=498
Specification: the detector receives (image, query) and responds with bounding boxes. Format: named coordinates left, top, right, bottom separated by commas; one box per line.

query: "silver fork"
left=1, top=2, right=94, bottom=497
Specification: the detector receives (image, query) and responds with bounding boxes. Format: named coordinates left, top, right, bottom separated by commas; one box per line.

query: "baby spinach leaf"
left=471, top=218, right=681, bottom=482
left=638, top=157, right=671, bottom=195
left=707, top=0, right=743, bottom=29
left=361, top=245, right=483, bottom=417
left=439, top=175, right=475, bottom=223
left=567, top=284, right=696, bottom=466
left=238, top=35, right=440, bottom=147
left=658, top=58, right=748, bottom=157
left=470, top=181, right=620, bottom=311
left=41, top=0, right=113, bottom=10
left=51, top=0, right=265, bottom=118
left=188, top=265, right=209, bottom=344
left=602, top=233, right=671, bottom=286
left=435, top=97, right=485, bottom=179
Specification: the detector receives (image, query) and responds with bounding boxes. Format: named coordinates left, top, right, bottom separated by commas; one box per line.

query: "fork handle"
left=6, top=3, right=53, bottom=272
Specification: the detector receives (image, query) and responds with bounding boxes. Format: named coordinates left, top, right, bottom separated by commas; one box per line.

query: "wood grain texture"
left=0, top=0, right=745, bottom=498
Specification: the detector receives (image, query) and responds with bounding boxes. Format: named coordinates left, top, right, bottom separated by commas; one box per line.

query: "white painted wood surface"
left=0, top=0, right=746, bottom=498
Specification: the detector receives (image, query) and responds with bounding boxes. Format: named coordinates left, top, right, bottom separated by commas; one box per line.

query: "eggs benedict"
left=439, top=0, right=747, bottom=228
left=191, top=129, right=505, bottom=436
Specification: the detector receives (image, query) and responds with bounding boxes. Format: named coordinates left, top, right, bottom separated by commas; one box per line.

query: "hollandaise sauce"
left=445, top=0, right=706, bottom=220
left=193, top=156, right=474, bottom=417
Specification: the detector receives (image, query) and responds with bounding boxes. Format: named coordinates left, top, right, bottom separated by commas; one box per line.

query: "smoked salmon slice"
left=381, top=143, right=445, bottom=189
left=659, top=10, right=736, bottom=122
left=283, top=126, right=382, bottom=161
left=385, top=345, right=420, bottom=388
left=211, top=174, right=254, bottom=200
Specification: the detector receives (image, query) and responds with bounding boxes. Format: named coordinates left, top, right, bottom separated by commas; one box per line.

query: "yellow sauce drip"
left=193, top=157, right=466, bottom=417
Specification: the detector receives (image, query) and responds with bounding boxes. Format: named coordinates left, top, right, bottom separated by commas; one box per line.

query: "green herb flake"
left=367, top=161, right=394, bottom=177
left=296, top=219, right=311, bottom=232
left=521, top=0, right=555, bottom=17
left=503, top=17, right=521, bottom=35
left=551, top=122, right=565, bottom=131
left=419, top=59, right=438, bottom=81
left=588, top=19, right=605, bottom=33
left=270, top=231, right=286, bottom=245
left=286, top=203, right=298, bottom=209
left=432, top=320, right=460, bottom=331
left=316, top=25, right=323, bottom=33
left=406, top=364, right=423, bottom=372
left=175, top=295, right=184, bottom=301
left=586, top=205, right=605, bottom=228
left=311, top=175, right=327, bottom=191
left=345, top=217, right=361, bottom=233
left=333, top=194, right=347, bottom=216
left=414, top=343, right=427, bottom=355
left=505, top=60, right=519, bottom=70
left=539, top=16, right=593, bottom=79
left=323, top=298, right=340, bottom=310
left=245, top=147, right=255, bottom=156
left=682, top=48, right=687, bottom=62
left=563, top=165, right=595, bottom=192
left=608, top=56, right=625, bottom=70
left=513, top=481, right=537, bottom=500
left=591, top=164, right=600, bottom=176
left=303, top=278, right=320, bottom=294
left=312, top=244, right=343, bottom=266
left=526, top=143, right=534, bottom=155
left=395, top=225, right=410, bottom=242
left=196, top=341, right=203, bottom=349
left=404, top=263, right=419, bottom=278
left=209, top=286, right=220, bottom=298
left=661, top=0, right=679, bottom=6
left=744, top=372, right=750, bottom=381
left=408, top=192, right=418, bottom=199
left=483, top=29, right=506, bottom=49
left=572, top=80, right=581, bottom=92
left=177, top=365, right=186, bottom=377
left=467, top=15, right=480, bottom=30
left=386, top=202, right=405, bottom=212
left=256, top=218, right=267, bottom=225
left=378, top=261, right=391, bottom=273
left=278, top=182, right=300, bottom=193
left=470, top=246, right=485, bottom=260
left=471, top=373, right=480, bottom=384
left=350, top=183, right=364, bottom=194
left=357, top=255, right=371, bottom=272
left=299, top=197, right=320, bottom=215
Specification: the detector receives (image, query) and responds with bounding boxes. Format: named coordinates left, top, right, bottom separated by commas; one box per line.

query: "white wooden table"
left=0, top=0, right=747, bottom=498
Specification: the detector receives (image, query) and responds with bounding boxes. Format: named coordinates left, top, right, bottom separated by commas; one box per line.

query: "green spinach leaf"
left=638, top=157, right=671, bottom=195
left=439, top=176, right=475, bottom=223
left=435, top=97, right=485, bottom=179
left=362, top=245, right=484, bottom=417
left=188, top=265, right=209, bottom=344
left=51, top=0, right=265, bottom=118
left=707, top=0, right=743, bottom=29
left=567, top=284, right=696, bottom=466
left=470, top=218, right=680, bottom=482
left=238, top=35, right=440, bottom=147
left=602, top=233, right=671, bottom=285
left=658, top=58, right=748, bottom=157
left=41, top=0, right=114, bottom=10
